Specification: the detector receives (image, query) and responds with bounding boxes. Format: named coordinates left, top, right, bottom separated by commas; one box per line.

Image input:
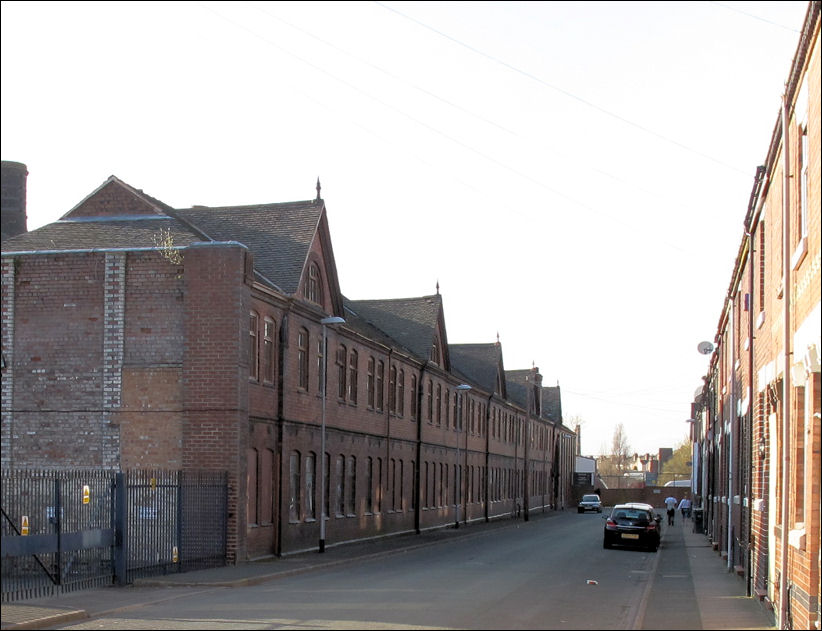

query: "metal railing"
left=1, top=468, right=227, bottom=602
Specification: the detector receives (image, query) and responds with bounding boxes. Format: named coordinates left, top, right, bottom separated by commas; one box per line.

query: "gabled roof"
left=449, top=343, right=505, bottom=397
left=345, top=295, right=449, bottom=367
left=2, top=176, right=202, bottom=252
left=175, top=200, right=325, bottom=296
left=2, top=176, right=344, bottom=310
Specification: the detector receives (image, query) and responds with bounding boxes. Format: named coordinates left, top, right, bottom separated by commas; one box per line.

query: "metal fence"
left=1, top=468, right=227, bottom=602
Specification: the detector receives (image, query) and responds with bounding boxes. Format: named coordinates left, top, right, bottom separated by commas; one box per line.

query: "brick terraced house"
left=1, top=172, right=576, bottom=563
left=690, top=3, right=820, bottom=629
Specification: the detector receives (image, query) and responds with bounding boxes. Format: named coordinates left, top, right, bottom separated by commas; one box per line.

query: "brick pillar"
left=1, top=258, right=15, bottom=467
left=102, top=252, right=126, bottom=469
left=183, top=242, right=251, bottom=563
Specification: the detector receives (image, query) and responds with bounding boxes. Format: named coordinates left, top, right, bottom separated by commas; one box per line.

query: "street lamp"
left=319, top=316, right=345, bottom=553
left=455, top=384, right=472, bottom=529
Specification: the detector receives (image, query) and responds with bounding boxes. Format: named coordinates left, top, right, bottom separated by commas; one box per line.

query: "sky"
left=1, top=1, right=811, bottom=457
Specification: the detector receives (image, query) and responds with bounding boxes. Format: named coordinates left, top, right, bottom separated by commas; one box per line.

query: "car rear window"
left=613, top=509, right=650, bottom=523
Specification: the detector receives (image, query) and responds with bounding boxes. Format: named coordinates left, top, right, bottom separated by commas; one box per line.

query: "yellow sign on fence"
left=21, top=516, right=29, bottom=536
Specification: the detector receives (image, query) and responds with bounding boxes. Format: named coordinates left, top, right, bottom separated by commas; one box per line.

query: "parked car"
left=577, top=494, right=602, bottom=513
left=603, top=503, right=660, bottom=552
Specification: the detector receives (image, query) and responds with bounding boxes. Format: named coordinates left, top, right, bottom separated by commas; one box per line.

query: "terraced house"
left=1, top=168, right=577, bottom=564
left=690, top=3, right=821, bottom=629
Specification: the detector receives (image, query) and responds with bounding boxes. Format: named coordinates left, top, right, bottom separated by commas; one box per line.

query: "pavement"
left=1, top=510, right=776, bottom=630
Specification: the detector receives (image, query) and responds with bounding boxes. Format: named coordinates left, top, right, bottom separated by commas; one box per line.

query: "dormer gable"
left=61, top=176, right=173, bottom=220
left=297, top=205, right=343, bottom=316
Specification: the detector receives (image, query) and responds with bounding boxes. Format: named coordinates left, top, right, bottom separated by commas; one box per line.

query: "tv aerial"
left=697, top=341, right=715, bottom=355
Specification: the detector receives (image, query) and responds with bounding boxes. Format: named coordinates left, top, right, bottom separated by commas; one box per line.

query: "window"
left=347, top=456, right=357, bottom=515
left=263, top=319, right=275, bottom=383
left=390, top=459, right=396, bottom=511
left=337, top=345, right=347, bottom=399
left=436, top=384, right=442, bottom=426
left=410, top=375, right=418, bottom=420
left=430, top=336, right=440, bottom=364
left=427, top=379, right=433, bottom=422
left=445, top=389, right=450, bottom=428
left=304, top=262, right=322, bottom=304
left=323, top=452, right=330, bottom=520
left=317, top=337, right=324, bottom=393
left=366, top=457, right=374, bottom=513
left=367, top=357, right=375, bottom=409
left=376, top=457, right=383, bottom=513
left=336, top=455, right=345, bottom=516
left=389, top=365, right=397, bottom=413
left=398, top=369, right=405, bottom=416
left=247, top=448, right=258, bottom=525
left=298, top=328, right=309, bottom=390
left=376, top=361, right=384, bottom=412
left=348, top=350, right=358, bottom=404
left=260, top=449, right=274, bottom=524
left=305, top=452, right=316, bottom=520
left=289, top=451, right=301, bottom=522
left=249, top=312, right=259, bottom=381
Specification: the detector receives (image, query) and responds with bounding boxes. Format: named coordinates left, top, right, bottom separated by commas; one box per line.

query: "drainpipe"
left=778, top=93, right=792, bottom=631
left=728, top=296, right=736, bottom=572
left=485, top=393, right=493, bottom=522
left=385, top=349, right=392, bottom=517
left=744, top=165, right=765, bottom=596
left=275, top=309, right=291, bottom=557
left=414, top=363, right=427, bottom=535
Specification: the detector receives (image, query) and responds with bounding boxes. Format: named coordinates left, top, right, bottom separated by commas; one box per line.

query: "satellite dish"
left=697, top=341, right=714, bottom=355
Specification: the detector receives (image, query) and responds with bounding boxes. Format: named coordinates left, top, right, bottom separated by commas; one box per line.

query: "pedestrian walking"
left=678, top=495, right=692, bottom=520
left=665, top=495, right=677, bottom=525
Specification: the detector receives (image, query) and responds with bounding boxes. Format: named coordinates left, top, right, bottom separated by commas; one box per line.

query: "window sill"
left=756, top=311, right=765, bottom=330
left=788, top=526, right=806, bottom=551
left=791, top=237, right=808, bottom=271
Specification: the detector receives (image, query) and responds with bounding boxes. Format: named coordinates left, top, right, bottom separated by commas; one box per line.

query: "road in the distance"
left=59, top=511, right=659, bottom=630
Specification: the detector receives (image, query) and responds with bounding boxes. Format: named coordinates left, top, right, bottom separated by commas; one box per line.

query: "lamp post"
left=319, top=316, right=345, bottom=553
left=455, top=384, right=472, bottom=529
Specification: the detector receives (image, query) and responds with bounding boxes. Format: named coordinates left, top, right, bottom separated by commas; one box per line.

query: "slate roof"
left=345, top=295, right=442, bottom=364
left=449, top=343, right=503, bottom=395
left=541, top=386, right=563, bottom=423
left=175, top=201, right=323, bottom=295
left=1, top=176, right=328, bottom=297
left=0, top=216, right=202, bottom=252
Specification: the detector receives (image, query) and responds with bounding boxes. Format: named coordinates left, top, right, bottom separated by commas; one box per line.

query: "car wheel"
left=603, top=539, right=611, bottom=549
left=578, top=508, right=583, bottom=513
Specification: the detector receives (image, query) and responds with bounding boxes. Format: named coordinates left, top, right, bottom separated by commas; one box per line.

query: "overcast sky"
left=1, top=1, right=811, bottom=456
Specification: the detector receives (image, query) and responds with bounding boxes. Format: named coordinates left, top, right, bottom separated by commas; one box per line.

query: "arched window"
left=348, top=350, right=358, bottom=404
left=249, top=312, right=259, bottom=381
left=336, top=345, right=347, bottom=399
left=389, top=365, right=397, bottom=413
left=427, top=379, right=433, bottom=422
left=367, top=357, right=376, bottom=409
left=298, top=328, right=309, bottom=390
left=305, top=452, right=316, bottom=520
left=347, top=456, right=357, bottom=515
left=335, top=455, right=345, bottom=516
left=289, top=451, right=301, bottom=522
left=247, top=448, right=258, bottom=525
left=263, top=318, right=276, bottom=384
left=303, top=262, right=322, bottom=304
left=398, top=369, right=405, bottom=416
left=436, top=384, right=442, bottom=426
left=410, top=375, right=418, bottom=420
left=430, top=336, right=440, bottom=364
left=376, top=361, right=384, bottom=412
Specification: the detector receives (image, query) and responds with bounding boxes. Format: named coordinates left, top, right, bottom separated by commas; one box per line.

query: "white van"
left=663, top=480, right=691, bottom=488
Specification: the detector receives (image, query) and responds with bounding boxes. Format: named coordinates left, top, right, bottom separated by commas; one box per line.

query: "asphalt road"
left=54, top=511, right=657, bottom=630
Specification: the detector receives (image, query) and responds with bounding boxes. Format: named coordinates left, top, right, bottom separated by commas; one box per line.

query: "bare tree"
left=610, top=423, right=632, bottom=474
